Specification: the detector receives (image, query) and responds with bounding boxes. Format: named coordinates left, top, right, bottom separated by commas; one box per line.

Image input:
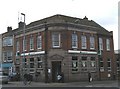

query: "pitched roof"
left=26, top=14, right=111, bottom=35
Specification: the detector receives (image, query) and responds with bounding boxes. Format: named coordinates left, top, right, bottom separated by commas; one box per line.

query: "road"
left=1, top=80, right=119, bottom=88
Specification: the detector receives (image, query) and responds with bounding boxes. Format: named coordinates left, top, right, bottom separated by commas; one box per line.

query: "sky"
left=0, top=0, right=119, bottom=50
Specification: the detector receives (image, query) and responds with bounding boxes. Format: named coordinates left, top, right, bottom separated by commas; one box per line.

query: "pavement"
left=1, top=80, right=120, bottom=88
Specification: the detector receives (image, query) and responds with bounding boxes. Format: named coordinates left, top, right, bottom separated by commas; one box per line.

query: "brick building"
left=1, top=27, right=14, bottom=74
left=114, top=50, right=120, bottom=79
left=12, top=14, right=115, bottom=82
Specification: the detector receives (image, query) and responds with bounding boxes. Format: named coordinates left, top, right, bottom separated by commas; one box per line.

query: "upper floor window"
left=37, top=35, right=42, bottom=49
left=16, top=40, right=20, bottom=52
left=3, top=37, right=13, bottom=46
left=52, top=32, right=60, bottom=48
left=72, top=33, right=78, bottom=48
left=99, top=38, right=103, bottom=50
left=23, top=37, right=27, bottom=51
left=90, top=36, right=95, bottom=49
left=81, top=35, right=87, bottom=49
left=3, top=51, right=13, bottom=62
left=30, top=36, right=34, bottom=50
left=106, top=39, right=110, bottom=51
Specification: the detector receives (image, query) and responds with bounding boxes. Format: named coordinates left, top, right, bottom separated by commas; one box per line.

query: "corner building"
left=14, top=14, right=115, bottom=82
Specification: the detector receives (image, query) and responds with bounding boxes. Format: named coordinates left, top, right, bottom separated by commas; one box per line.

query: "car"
left=0, top=72, right=9, bottom=84
left=9, top=72, right=20, bottom=81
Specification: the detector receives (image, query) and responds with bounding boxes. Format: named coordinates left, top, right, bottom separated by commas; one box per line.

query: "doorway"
left=52, top=61, right=61, bottom=82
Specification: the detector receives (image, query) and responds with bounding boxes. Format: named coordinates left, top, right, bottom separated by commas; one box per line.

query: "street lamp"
left=21, top=13, right=26, bottom=80
left=97, top=34, right=102, bottom=81
left=44, top=22, right=48, bottom=83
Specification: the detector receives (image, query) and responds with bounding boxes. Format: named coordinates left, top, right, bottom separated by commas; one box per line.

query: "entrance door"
left=52, top=61, right=61, bottom=82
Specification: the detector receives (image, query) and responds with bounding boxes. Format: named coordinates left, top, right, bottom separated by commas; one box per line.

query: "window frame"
left=3, top=51, right=13, bottom=62
left=81, top=35, right=87, bottom=49
left=30, top=36, right=34, bottom=50
left=3, top=37, right=13, bottom=46
left=37, top=35, right=42, bottom=49
left=106, top=39, right=110, bottom=51
left=23, top=37, right=27, bottom=51
left=72, top=33, right=78, bottom=48
left=107, top=58, right=111, bottom=71
left=72, top=56, right=79, bottom=72
left=90, top=36, right=95, bottom=50
left=99, top=38, right=103, bottom=50
left=30, top=58, right=34, bottom=68
left=52, top=32, right=61, bottom=48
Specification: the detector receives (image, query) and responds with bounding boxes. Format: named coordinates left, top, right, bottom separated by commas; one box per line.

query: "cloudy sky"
left=0, top=0, right=119, bottom=50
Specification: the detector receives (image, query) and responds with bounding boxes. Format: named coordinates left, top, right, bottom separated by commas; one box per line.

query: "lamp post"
left=97, top=34, right=101, bottom=81
left=21, top=13, right=25, bottom=80
left=44, top=22, right=48, bottom=83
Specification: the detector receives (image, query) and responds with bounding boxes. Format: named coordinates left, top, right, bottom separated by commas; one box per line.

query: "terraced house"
left=4, top=14, right=116, bottom=82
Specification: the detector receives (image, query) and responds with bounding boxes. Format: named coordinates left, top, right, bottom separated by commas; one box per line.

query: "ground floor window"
left=90, top=57, right=96, bottom=67
left=30, top=58, right=34, bottom=68
left=16, top=59, right=20, bottom=64
left=81, top=57, right=87, bottom=67
left=37, top=57, right=43, bottom=68
left=107, top=58, right=111, bottom=71
left=72, top=56, right=78, bottom=72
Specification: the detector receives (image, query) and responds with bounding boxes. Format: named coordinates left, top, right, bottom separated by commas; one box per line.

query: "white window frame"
left=16, top=41, right=20, bottom=52
left=3, top=51, right=13, bottom=62
left=81, top=35, right=87, bottom=49
left=23, top=37, right=27, bottom=51
left=72, top=33, right=78, bottom=48
left=3, top=37, right=13, bottom=46
left=90, top=36, right=95, bottom=50
left=30, top=36, right=34, bottom=50
left=106, top=39, right=110, bottom=51
left=72, top=56, right=78, bottom=72
left=52, top=32, right=60, bottom=48
left=99, top=38, right=103, bottom=50
left=37, top=35, right=42, bottom=49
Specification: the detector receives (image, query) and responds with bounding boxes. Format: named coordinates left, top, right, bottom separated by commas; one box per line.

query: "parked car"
left=9, top=72, right=20, bottom=81
left=0, top=72, right=9, bottom=84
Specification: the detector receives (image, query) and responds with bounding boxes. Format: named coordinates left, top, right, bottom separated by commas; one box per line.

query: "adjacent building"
left=13, top=14, right=115, bottom=82
left=1, top=27, right=14, bottom=74
left=114, top=50, right=120, bottom=79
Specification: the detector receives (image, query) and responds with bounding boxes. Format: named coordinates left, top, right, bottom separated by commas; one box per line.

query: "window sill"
left=52, top=47, right=61, bottom=49
left=30, top=49, right=34, bottom=51
left=37, top=48, right=42, bottom=50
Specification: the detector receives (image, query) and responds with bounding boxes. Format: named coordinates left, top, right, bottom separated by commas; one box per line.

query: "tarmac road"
left=1, top=80, right=119, bottom=88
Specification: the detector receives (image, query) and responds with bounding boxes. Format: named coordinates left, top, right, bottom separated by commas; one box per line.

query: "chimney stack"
left=18, top=21, right=25, bottom=29
left=7, top=26, right=12, bottom=32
